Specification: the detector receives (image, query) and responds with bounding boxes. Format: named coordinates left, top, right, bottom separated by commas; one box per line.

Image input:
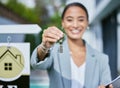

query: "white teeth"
left=71, top=29, right=80, bottom=33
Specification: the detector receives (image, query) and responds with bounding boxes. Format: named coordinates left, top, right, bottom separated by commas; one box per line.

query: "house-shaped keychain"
left=0, top=46, right=24, bottom=80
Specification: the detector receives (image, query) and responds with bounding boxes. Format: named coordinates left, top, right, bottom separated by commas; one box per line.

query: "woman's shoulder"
left=86, top=42, right=109, bottom=60
left=92, top=46, right=108, bottom=58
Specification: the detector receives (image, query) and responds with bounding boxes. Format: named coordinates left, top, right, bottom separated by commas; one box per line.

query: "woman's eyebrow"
left=78, top=16, right=86, bottom=19
left=65, top=16, right=86, bottom=19
left=65, top=16, right=73, bottom=19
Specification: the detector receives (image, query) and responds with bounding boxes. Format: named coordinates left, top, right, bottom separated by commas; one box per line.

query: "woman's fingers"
left=46, top=26, right=63, bottom=38
left=98, top=85, right=105, bottom=88
left=98, top=84, right=113, bottom=88
left=42, top=26, right=64, bottom=48
left=44, top=30, right=60, bottom=40
left=51, top=26, right=63, bottom=37
left=109, top=84, right=113, bottom=88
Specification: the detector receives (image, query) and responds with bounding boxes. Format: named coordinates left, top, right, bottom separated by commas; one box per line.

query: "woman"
left=31, top=1, right=113, bottom=88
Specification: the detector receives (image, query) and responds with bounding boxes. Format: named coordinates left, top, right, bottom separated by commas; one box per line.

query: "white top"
left=71, top=56, right=86, bottom=88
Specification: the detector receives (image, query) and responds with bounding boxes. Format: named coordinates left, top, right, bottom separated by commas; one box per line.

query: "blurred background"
left=0, top=0, right=120, bottom=88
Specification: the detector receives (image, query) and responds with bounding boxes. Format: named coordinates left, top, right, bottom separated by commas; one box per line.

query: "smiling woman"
left=30, top=0, right=112, bottom=88
left=62, top=5, right=88, bottom=41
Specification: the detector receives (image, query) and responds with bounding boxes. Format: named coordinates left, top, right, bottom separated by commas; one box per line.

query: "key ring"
left=7, top=36, right=11, bottom=49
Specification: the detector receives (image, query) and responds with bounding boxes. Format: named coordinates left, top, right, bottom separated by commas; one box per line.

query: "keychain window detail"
left=4, top=63, right=12, bottom=71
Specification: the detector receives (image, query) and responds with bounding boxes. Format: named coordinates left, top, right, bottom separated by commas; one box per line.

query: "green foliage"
left=24, top=34, right=36, bottom=54
left=48, top=13, right=62, bottom=29
left=0, top=0, right=66, bottom=53
left=5, top=0, right=40, bottom=24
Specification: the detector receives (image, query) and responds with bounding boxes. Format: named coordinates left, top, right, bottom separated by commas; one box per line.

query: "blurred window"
left=117, top=8, right=120, bottom=74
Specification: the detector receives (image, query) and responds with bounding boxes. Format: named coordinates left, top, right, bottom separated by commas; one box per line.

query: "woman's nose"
left=73, top=21, right=78, bottom=28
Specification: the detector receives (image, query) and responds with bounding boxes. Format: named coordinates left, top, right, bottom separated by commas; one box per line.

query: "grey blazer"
left=31, top=39, right=111, bottom=88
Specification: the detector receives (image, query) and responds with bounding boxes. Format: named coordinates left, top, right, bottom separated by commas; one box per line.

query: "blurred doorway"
left=102, top=10, right=118, bottom=79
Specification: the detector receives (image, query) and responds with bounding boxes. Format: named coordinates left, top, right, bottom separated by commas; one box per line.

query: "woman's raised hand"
left=42, top=26, right=64, bottom=48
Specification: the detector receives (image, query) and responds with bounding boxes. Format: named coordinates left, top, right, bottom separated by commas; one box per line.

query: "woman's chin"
left=69, top=36, right=82, bottom=40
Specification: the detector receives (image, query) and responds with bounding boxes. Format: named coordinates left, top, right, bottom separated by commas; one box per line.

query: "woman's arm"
left=30, top=46, right=52, bottom=70
left=37, top=42, right=50, bottom=61
left=31, top=26, right=63, bottom=69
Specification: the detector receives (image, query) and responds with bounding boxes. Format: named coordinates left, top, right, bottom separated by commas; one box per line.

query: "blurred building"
left=81, top=0, right=120, bottom=79
left=0, top=3, right=25, bottom=43
left=1, top=0, right=120, bottom=87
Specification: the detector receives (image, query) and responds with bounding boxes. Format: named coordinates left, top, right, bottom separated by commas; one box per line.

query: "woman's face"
left=62, top=6, right=88, bottom=40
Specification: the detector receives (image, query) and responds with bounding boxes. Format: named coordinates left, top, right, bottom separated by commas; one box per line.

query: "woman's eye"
left=79, top=19, right=84, bottom=21
left=67, top=19, right=72, bottom=22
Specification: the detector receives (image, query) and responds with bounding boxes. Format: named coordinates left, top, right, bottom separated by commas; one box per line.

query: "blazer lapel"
left=84, top=43, right=97, bottom=88
left=58, top=39, right=71, bottom=88
left=58, top=39, right=97, bottom=88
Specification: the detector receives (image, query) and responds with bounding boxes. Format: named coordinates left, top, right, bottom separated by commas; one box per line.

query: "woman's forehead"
left=64, top=6, right=87, bottom=17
